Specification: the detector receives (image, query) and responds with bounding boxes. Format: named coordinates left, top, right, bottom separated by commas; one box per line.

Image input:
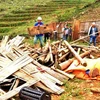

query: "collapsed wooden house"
left=0, top=35, right=66, bottom=100
left=0, top=35, right=100, bottom=100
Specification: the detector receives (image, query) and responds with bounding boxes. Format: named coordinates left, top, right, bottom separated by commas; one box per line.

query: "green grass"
left=60, top=78, right=86, bottom=100
left=0, top=0, right=98, bottom=42
left=0, top=27, right=12, bottom=33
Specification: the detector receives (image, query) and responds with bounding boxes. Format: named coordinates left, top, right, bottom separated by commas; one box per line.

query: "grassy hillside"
left=78, top=0, right=100, bottom=21
left=0, top=0, right=98, bottom=39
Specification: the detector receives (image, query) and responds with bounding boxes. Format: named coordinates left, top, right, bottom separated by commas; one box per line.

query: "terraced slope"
left=78, top=1, right=100, bottom=21
left=0, top=0, right=51, bottom=36
left=0, top=0, right=95, bottom=37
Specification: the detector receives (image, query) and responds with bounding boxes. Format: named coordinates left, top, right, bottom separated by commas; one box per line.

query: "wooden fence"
left=28, top=20, right=100, bottom=41
left=79, top=20, right=100, bottom=42
left=80, top=20, right=100, bottom=33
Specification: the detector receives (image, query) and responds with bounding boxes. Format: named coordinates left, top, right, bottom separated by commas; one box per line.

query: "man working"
left=68, top=25, right=72, bottom=41
left=44, top=24, right=51, bottom=43
left=34, top=16, right=44, bottom=49
left=63, top=24, right=69, bottom=40
left=88, top=22, right=98, bottom=46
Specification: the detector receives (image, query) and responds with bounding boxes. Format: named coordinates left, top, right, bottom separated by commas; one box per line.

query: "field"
left=0, top=0, right=97, bottom=39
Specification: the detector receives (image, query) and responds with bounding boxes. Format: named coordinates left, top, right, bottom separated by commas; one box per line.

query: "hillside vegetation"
left=0, top=0, right=98, bottom=39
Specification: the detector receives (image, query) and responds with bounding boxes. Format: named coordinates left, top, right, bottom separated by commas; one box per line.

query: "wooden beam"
left=51, top=66, right=75, bottom=79
left=64, top=40, right=87, bottom=66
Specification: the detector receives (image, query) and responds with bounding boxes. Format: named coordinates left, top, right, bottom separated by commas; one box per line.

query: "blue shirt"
left=34, top=22, right=44, bottom=36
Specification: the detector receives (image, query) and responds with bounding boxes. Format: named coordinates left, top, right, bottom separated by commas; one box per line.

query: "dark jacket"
left=88, top=26, right=98, bottom=37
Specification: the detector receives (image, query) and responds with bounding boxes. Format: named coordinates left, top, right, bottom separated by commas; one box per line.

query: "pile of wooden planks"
left=0, top=35, right=99, bottom=99
left=0, top=36, right=66, bottom=100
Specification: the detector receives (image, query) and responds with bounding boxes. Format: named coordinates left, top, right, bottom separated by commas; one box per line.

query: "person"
left=44, top=24, right=51, bottom=43
left=53, top=23, right=59, bottom=41
left=63, top=24, right=69, bottom=40
left=53, top=30, right=58, bottom=41
left=34, top=16, right=44, bottom=49
left=88, top=22, right=98, bottom=46
left=68, top=25, right=72, bottom=41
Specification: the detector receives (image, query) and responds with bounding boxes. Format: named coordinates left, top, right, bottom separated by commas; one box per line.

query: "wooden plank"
left=8, top=45, right=65, bottom=94
left=0, top=79, right=38, bottom=100
left=14, top=69, right=37, bottom=82
left=0, top=55, right=13, bottom=68
left=42, top=72, right=63, bottom=85
left=0, top=89, right=6, bottom=95
left=25, top=63, right=63, bottom=83
left=44, top=52, right=50, bottom=63
left=7, top=35, right=25, bottom=47
left=34, top=81, right=54, bottom=93
left=14, top=61, right=64, bottom=94
left=51, top=66, right=75, bottom=79
left=12, top=46, right=29, bottom=56
left=32, top=59, right=67, bottom=81
left=22, top=63, right=37, bottom=74
left=33, top=59, right=67, bottom=81
left=13, top=35, right=25, bottom=46
left=12, top=79, right=20, bottom=89
left=28, top=26, right=44, bottom=36
left=5, top=52, right=19, bottom=61
left=2, top=50, right=39, bottom=83
left=0, top=36, right=9, bottom=52
left=19, top=61, right=64, bottom=94
left=18, top=63, right=64, bottom=94
left=0, top=54, right=33, bottom=82
left=49, top=44, right=53, bottom=62
left=5, top=35, right=25, bottom=52
left=33, top=72, right=64, bottom=94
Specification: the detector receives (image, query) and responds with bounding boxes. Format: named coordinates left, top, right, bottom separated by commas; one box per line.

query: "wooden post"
left=60, top=50, right=92, bottom=70
left=72, top=19, right=80, bottom=40
left=64, top=40, right=87, bottom=66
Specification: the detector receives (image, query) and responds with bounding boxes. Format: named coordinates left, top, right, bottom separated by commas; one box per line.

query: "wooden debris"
left=0, top=54, right=33, bottom=82
left=0, top=79, right=38, bottom=100
left=91, top=88, right=100, bottom=93
left=0, top=35, right=99, bottom=99
left=64, top=40, right=87, bottom=66
left=12, top=45, right=64, bottom=94
left=0, top=36, right=9, bottom=53
left=59, top=59, right=73, bottom=70
left=0, top=89, right=6, bottom=95
left=51, top=66, right=75, bottom=79
left=34, top=81, right=54, bottom=93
